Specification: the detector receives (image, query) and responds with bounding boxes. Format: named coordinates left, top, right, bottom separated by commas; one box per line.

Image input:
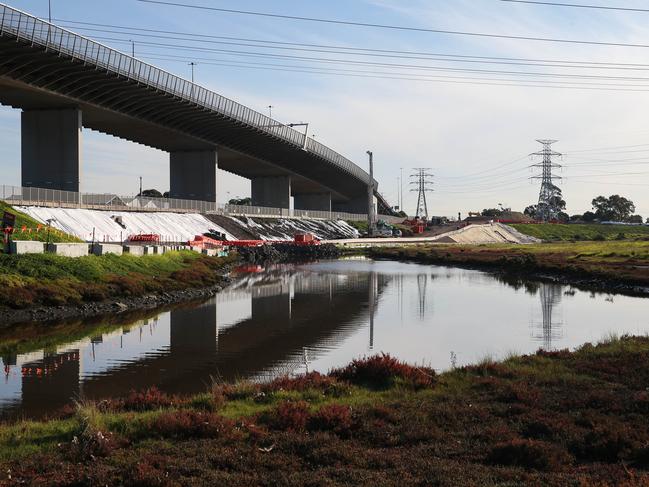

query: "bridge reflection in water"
left=0, top=265, right=389, bottom=417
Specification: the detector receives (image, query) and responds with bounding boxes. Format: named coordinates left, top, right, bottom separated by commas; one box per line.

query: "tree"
left=628, top=215, right=644, bottom=224
left=592, top=195, right=635, bottom=222
left=569, top=214, right=582, bottom=222
left=139, top=189, right=163, bottom=198
left=582, top=211, right=596, bottom=222
left=229, top=197, right=252, bottom=206
left=481, top=208, right=503, bottom=217
left=524, top=205, right=537, bottom=217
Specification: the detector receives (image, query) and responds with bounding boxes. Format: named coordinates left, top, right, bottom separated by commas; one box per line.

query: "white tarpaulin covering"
left=18, top=207, right=235, bottom=242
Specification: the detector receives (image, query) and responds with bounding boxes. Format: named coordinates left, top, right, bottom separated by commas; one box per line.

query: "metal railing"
left=0, top=184, right=403, bottom=223
left=0, top=3, right=375, bottom=188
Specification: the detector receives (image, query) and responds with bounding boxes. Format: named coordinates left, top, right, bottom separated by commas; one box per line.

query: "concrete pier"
left=169, top=150, right=218, bottom=202
left=251, top=176, right=291, bottom=209
left=294, top=192, right=332, bottom=212
left=21, top=108, right=82, bottom=193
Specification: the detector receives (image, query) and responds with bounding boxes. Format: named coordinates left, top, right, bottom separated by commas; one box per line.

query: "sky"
left=2, top=0, right=649, bottom=217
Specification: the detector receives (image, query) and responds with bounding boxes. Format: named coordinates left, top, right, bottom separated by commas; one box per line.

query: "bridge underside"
left=0, top=35, right=381, bottom=213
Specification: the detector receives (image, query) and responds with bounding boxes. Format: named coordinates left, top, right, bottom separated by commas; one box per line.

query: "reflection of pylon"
left=531, top=283, right=563, bottom=350
left=417, top=274, right=428, bottom=319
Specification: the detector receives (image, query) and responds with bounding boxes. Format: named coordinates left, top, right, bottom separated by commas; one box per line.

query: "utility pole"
left=139, top=176, right=142, bottom=196
left=400, top=167, right=404, bottom=212
left=188, top=62, right=196, bottom=83
left=130, top=40, right=135, bottom=57
left=410, top=168, right=434, bottom=220
left=48, top=0, right=51, bottom=23
left=530, top=139, right=563, bottom=221
left=366, top=151, right=376, bottom=237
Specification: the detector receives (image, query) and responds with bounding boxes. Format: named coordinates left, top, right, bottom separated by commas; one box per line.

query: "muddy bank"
left=238, top=242, right=342, bottom=263
left=369, top=245, right=649, bottom=298
left=0, top=279, right=231, bottom=328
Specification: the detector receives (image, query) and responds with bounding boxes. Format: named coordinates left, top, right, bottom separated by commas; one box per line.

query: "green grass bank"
left=370, top=241, right=649, bottom=291
left=0, top=202, right=80, bottom=243
left=0, top=250, right=237, bottom=311
left=511, top=222, right=649, bottom=242
left=2, top=336, right=649, bottom=485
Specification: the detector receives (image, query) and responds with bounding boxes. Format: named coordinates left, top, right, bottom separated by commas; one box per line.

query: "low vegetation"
left=0, top=202, right=80, bottom=243
left=371, top=241, right=649, bottom=289
left=3, top=337, right=649, bottom=484
left=511, top=222, right=649, bottom=242
left=0, top=251, right=236, bottom=310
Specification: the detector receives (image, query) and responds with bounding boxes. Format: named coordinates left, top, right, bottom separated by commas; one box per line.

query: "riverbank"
left=369, top=241, right=649, bottom=296
left=0, top=251, right=238, bottom=326
left=2, top=335, right=649, bottom=485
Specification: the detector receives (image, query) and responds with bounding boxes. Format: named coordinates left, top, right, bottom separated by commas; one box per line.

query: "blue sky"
left=2, top=0, right=649, bottom=217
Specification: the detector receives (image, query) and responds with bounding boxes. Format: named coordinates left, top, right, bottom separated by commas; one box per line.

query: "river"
left=1, top=258, right=647, bottom=417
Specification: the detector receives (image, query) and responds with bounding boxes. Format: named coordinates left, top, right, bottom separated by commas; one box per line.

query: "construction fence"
left=0, top=185, right=403, bottom=224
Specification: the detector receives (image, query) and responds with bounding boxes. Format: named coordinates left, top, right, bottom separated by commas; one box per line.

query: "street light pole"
left=188, top=62, right=196, bottom=83
left=366, top=151, right=376, bottom=237
left=48, top=0, right=51, bottom=23
left=268, top=105, right=273, bottom=119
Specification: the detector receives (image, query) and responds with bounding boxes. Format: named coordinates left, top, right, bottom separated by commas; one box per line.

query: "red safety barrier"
left=128, top=234, right=160, bottom=243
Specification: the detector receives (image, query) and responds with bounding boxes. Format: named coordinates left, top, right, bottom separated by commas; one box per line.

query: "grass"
left=511, top=222, right=649, bottom=242
left=0, top=251, right=237, bottom=311
left=3, top=337, right=649, bottom=484
left=370, top=241, right=649, bottom=289
left=0, top=201, right=81, bottom=243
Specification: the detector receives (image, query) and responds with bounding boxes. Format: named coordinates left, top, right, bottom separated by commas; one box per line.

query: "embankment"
left=0, top=251, right=237, bottom=326
left=369, top=241, right=649, bottom=296
left=3, top=336, right=649, bottom=485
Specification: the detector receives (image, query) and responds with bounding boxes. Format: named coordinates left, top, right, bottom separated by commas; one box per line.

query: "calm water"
left=1, top=258, right=648, bottom=417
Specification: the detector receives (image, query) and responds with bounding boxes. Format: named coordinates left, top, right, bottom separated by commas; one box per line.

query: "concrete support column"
left=251, top=176, right=291, bottom=209
left=21, top=108, right=82, bottom=192
left=333, top=195, right=376, bottom=215
left=294, top=192, right=331, bottom=212
left=169, top=150, right=217, bottom=201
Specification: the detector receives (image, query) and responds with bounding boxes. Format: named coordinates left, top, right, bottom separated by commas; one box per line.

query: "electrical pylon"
left=409, top=168, right=434, bottom=219
left=530, top=139, right=563, bottom=221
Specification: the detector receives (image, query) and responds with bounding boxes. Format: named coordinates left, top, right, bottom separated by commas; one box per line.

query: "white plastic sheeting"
left=18, top=207, right=235, bottom=242
left=228, top=216, right=359, bottom=241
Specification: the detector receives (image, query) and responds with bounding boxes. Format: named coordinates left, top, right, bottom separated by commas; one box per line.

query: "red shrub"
left=487, top=438, right=572, bottom=471
left=264, top=400, right=311, bottom=431
left=309, top=404, right=353, bottom=435
left=122, top=387, right=175, bottom=412
left=265, top=372, right=348, bottom=397
left=330, top=353, right=435, bottom=389
left=151, top=411, right=235, bottom=440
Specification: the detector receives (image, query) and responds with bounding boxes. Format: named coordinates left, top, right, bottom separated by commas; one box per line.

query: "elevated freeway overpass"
left=0, top=3, right=394, bottom=215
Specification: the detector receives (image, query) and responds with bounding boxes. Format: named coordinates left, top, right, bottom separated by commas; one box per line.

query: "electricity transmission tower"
left=410, top=168, right=434, bottom=219
left=530, top=140, right=563, bottom=221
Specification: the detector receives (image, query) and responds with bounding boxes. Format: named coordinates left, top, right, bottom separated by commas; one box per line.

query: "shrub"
left=263, top=400, right=311, bottom=431
left=122, top=387, right=175, bottom=412
left=265, top=372, right=350, bottom=397
left=593, top=234, right=606, bottom=241
left=330, top=353, right=436, bottom=390
left=150, top=411, right=235, bottom=440
left=309, top=404, right=353, bottom=436
left=487, top=438, right=572, bottom=471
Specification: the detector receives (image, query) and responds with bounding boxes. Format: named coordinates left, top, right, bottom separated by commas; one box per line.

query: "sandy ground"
left=325, top=223, right=541, bottom=247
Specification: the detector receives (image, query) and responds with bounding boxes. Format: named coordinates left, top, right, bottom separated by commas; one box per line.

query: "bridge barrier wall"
left=92, top=243, right=123, bottom=256
left=0, top=184, right=403, bottom=224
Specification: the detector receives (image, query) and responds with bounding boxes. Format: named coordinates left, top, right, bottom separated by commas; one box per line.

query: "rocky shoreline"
left=0, top=279, right=231, bottom=328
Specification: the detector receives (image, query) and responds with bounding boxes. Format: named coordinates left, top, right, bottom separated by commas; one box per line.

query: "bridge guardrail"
left=0, top=184, right=402, bottom=223
left=0, top=3, right=377, bottom=189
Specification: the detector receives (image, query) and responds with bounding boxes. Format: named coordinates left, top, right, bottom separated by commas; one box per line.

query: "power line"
left=500, top=0, right=649, bottom=13
left=56, top=21, right=649, bottom=71
left=135, top=0, right=649, bottom=49
left=135, top=53, right=649, bottom=92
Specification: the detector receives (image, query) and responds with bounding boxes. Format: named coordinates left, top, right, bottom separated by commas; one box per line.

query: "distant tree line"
left=520, top=194, right=645, bottom=224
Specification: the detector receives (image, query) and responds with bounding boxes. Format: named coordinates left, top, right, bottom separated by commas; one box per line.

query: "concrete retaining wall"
left=46, top=242, right=90, bottom=257
left=9, top=240, right=45, bottom=254
left=124, top=245, right=145, bottom=256
left=92, top=243, right=123, bottom=256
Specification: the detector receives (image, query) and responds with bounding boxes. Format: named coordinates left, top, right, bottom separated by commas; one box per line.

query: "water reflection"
left=1, top=259, right=647, bottom=418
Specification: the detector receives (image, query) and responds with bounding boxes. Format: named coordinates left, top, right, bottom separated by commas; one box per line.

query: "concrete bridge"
left=0, top=4, right=393, bottom=215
